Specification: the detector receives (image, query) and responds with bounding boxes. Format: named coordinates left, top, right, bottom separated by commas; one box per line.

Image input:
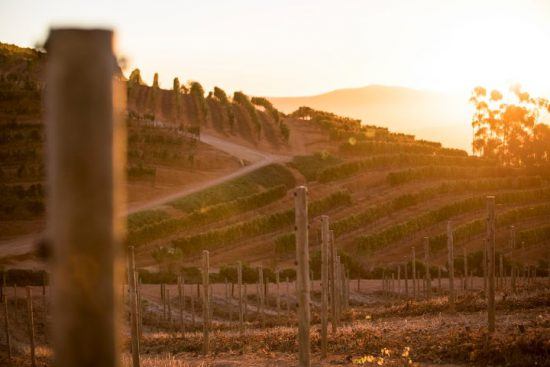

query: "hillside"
left=269, top=85, right=472, bottom=151
left=0, top=42, right=548, bottom=282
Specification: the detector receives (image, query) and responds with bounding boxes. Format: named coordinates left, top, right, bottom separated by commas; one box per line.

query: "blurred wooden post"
left=357, top=278, right=360, bottom=292
left=46, top=29, right=124, bottom=367
left=487, top=196, right=496, bottom=332
left=483, top=234, right=488, bottom=297
left=330, top=230, right=337, bottom=333
left=127, top=247, right=140, bottom=367
left=237, top=261, right=244, bottom=333
left=320, top=215, right=329, bottom=358
left=335, top=256, right=342, bottom=320
left=424, top=237, right=431, bottom=299
left=224, top=278, right=229, bottom=321
left=447, top=221, right=455, bottom=312
left=412, top=247, right=416, bottom=300
left=463, top=247, right=468, bottom=291
left=13, top=285, right=17, bottom=324
left=295, top=186, right=311, bottom=367
left=3, top=292, right=11, bottom=361
left=26, top=287, right=36, bottom=367
left=202, top=250, right=210, bottom=355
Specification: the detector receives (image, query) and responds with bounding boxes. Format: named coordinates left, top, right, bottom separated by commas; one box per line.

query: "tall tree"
left=470, top=85, right=550, bottom=166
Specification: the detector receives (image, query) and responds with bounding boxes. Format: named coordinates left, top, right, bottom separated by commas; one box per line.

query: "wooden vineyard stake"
left=202, top=250, right=210, bottom=355
left=46, top=29, right=125, bottom=367
left=136, top=274, right=142, bottom=340
left=259, top=266, right=265, bottom=327
left=244, top=283, right=248, bottom=323
left=487, top=196, right=496, bottom=332
left=286, top=277, right=290, bottom=319
left=276, top=269, right=281, bottom=319
left=3, top=291, right=11, bottom=361
left=510, top=226, right=516, bottom=292
left=295, top=186, right=311, bottom=367
left=404, top=262, right=409, bottom=297
left=26, top=287, right=36, bottom=367
left=191, top=293, right=195, bottom=328
left=463, top=248, right=468, bottom=291
left=499, top=254, right=504, bottom=290
left=438, top=267, right=442, bottom=293
left=127, top=247, right=140, bottom=367
left=424, top=237, right=431, bottom=299
left=329, top=230, right=337, bottom=332
left=178, top=276, right=185, bottom=335
left=412, top=247, right=417, bottom=300
left=397, top=265, right=401, bottom=294
left=237, top=261, right=244, bottom=333
left=167, top=289, right=172, bottom=331
left=320, top=215, right=330, bottom=358
left=447, top=221, right=455, bottom=312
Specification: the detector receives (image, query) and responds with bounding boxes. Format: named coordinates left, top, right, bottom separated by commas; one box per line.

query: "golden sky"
left=1, top=0, right=549, bottom=97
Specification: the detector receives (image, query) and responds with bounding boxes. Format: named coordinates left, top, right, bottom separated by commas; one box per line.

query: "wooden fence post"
left=424, top=237, right=431, bottom=299
left=487, top=196, right=496, bottom=332
left=244, top=283, right=248, bottom=323
left=202, top=250, right=210, bottom=355
left=499, top=254, right=504, bottom=290
left=412, top=247, right=417, bottom=300
left=26, top=287, right=36, bottom=367
left=136, top=274, right=142, bottom=340
left=295, top=186, right=311, bottom=367
left=46, top=28, right=125, bottom=367
left=320, top=215, right=329, bottom=358
left=438, top=266, right=442, bottom=293
left=237, top=261, right=244, bottom=333
left=3, top=291, right=11, bottom=361
left=191, top=291, right=195, bottom=328
left=167, top=289, right=172, bottom=331
left=127, top=247, right=140, bottom=367
left=447, top=221, right=455, bottom=312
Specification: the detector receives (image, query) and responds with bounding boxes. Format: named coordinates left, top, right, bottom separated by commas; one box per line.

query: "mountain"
left=269, top=85, right=472, bottom=151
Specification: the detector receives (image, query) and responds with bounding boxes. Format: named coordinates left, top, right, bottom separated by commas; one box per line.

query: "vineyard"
left=1, top=33, right=549, bottom=367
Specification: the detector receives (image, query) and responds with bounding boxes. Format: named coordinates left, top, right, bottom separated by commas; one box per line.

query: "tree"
left=153, top=72, right=160, bottom=89
left=470, top=85, right=550, bottom=167
left=128, top=68, right=144, bottom=87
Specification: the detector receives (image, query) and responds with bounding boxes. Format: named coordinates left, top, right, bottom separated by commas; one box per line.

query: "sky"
left=1, top=0, right=549, bottom=97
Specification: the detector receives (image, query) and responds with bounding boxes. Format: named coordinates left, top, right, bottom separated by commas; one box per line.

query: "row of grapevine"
left=355, top=187, right=550, bottom=253
left=171, top=190, right=351, bottom=255
left=127, top=185, right=288, bottom=247
left=428, top=204, right=550, bottom=254
left=317, top=154, right=494, bottom=183
left=339, top=140, right=467, bottom=157
left=169, top=164, right=295, bottom=212
left=274, top=177, right=543, bottom=254
left=387, top=165, right=523, bottom=185
left=332, top=176, right=542, bottom=236
left=517, top=224, right=550, bottom=247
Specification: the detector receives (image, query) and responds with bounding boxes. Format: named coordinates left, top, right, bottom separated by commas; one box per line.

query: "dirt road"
left=0, top=132, right=290, bottom=260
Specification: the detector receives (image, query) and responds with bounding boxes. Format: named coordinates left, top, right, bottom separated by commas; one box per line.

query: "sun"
left=418, top=14, right=550, bottom=95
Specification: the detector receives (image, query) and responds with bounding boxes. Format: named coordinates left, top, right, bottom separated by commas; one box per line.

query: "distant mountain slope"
left=269, top=85, right=472, bottom=151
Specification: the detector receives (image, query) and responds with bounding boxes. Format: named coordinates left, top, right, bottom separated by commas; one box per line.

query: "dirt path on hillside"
left=0, top=133, right=290, bottom=262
